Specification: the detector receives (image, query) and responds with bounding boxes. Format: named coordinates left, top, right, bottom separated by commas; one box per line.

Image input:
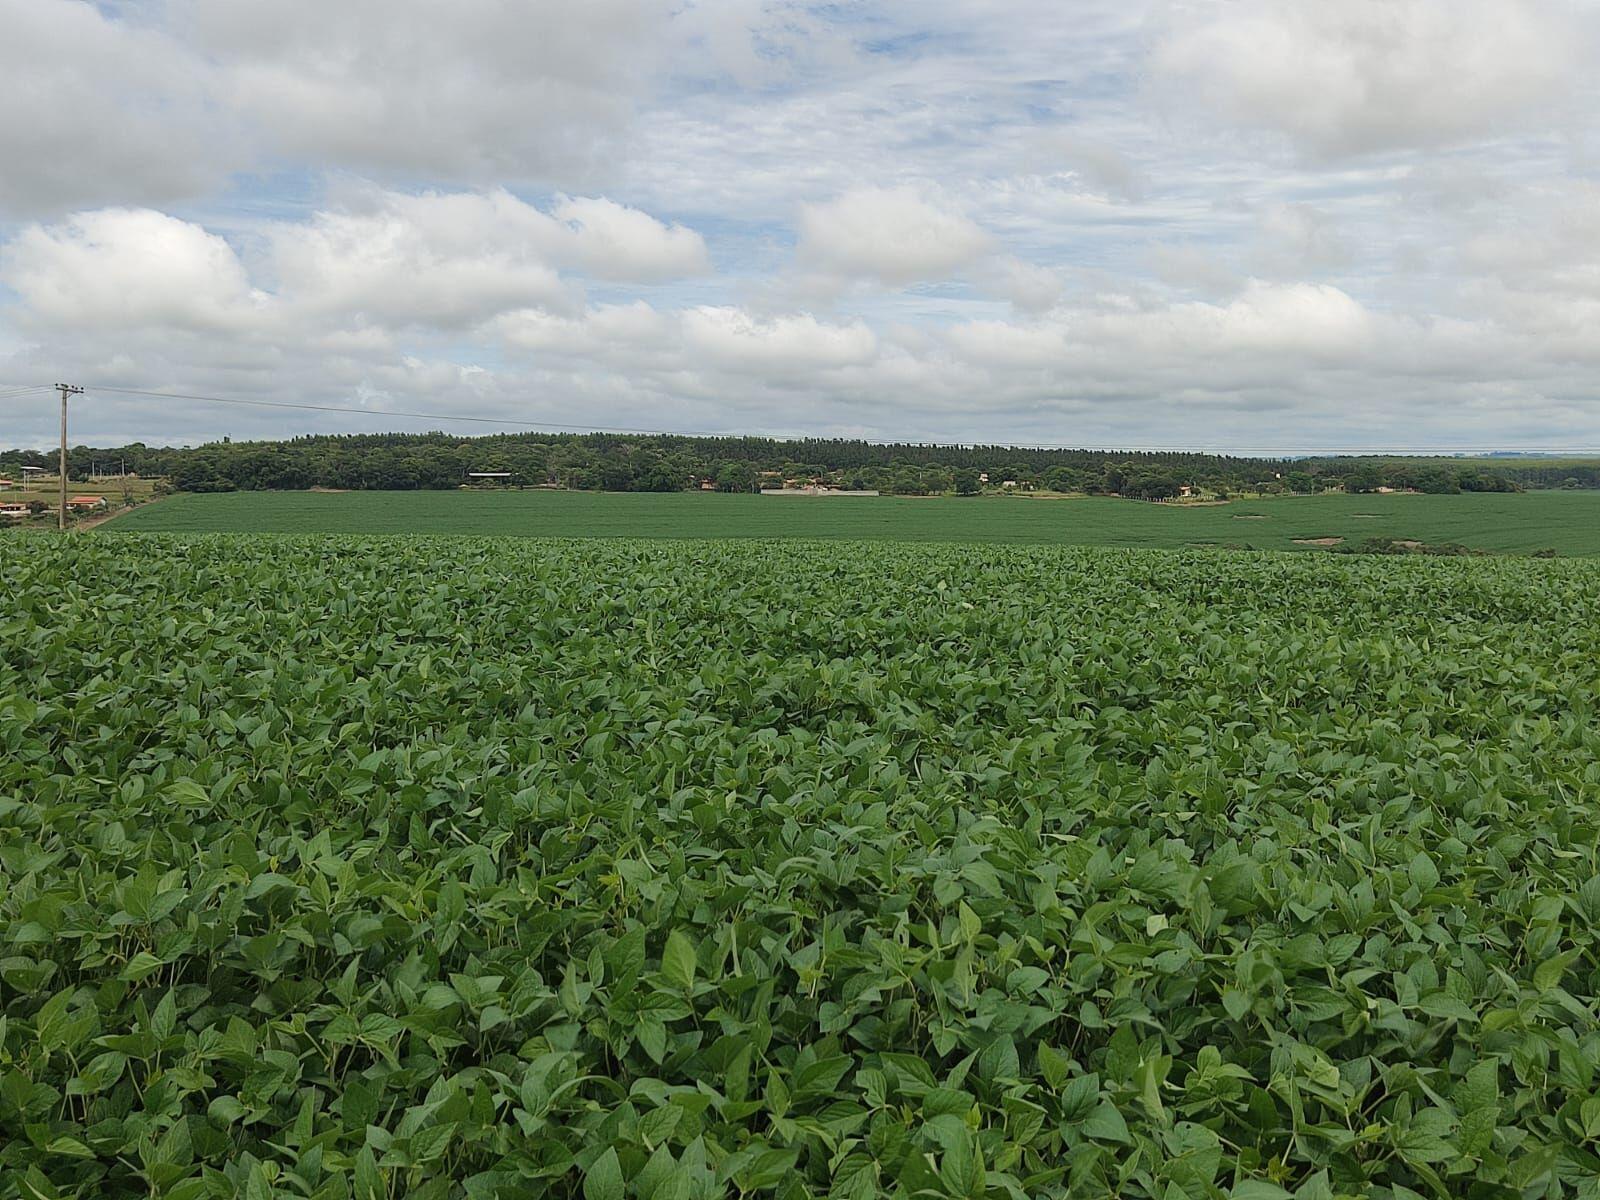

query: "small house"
left=0, top=503, right=28, bottom=520
left=67, top=495, right=108, bottom=511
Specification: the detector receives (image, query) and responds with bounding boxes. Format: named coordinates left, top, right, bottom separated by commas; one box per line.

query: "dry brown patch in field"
left=1293, top=536, right=1344, bottom=546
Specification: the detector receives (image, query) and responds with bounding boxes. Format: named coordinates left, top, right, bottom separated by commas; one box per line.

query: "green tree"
left=1344, top=465, right=1382, bottom=494
left=715, top=461, right=756, bottom=493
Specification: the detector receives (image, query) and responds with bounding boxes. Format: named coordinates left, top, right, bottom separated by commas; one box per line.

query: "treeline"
left=0, top=433, right=1296, bottom=495
left=0, top=431, right=1562, bottom=496
left=1302, top=457, right=1600, bottom=491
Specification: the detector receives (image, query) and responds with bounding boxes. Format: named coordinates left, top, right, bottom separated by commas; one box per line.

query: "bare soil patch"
left=309, top=487, right=351, bottom=493
left=76, top=504, right=146, bottom=530
left=1232, top=514, right=1267, bottom=520
left=1293, top=536, right=1344, bottom=547
left=72, top=494, right=172, bottom=531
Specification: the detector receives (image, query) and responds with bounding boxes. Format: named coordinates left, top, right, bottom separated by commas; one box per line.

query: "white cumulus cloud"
left=681, top=308, right=878, bottom=374
left=171, top=0, right=677, bottom=182
left=1153, top=0, right=1581, bottom=158
left=2, top=209, right=266, bottom=334
left=550, top=196, right=710, bottom=281
left=271, top=189, right=706, bottom=329
left=797, top=187, right=996, bottom=288
left=0, top=0, right=232, bottom=217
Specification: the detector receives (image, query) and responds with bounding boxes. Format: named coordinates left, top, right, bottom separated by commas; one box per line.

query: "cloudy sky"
left=2, top=0, right=1597, bottom=452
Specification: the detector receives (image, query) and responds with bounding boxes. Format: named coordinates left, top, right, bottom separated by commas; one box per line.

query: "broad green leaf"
left=1083, top=1101, right=1131, bottom=1144
left=584, top=1147, right=625, bottom=1200
left=1408, top=853, right=1440, bottom=891
left=662, top=932, right=697, bottom=992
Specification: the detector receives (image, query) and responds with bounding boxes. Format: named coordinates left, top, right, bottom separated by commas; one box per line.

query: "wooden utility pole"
left=57, top=383, right=82, bottom=531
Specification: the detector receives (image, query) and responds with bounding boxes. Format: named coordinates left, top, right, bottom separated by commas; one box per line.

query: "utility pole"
left=57, top=383, right=82, bottom=531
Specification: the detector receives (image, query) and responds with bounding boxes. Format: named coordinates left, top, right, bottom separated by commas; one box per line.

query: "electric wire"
left=3, top=380, right=1599, bottom=456
left=87, top=385, right=748, bottom=439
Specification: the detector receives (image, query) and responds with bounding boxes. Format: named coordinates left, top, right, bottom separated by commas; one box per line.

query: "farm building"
left=0, top=478, right=16, bottom=490
left=760, top=486, right=880, bottom=496
left=67, top=496, right=108, bottom=511
left=1, top=502, right=28, bottom=520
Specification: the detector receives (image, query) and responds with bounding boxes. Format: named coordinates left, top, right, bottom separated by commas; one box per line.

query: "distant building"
left=760, top=487, right=879, bottom=497
left=0, top=478, right=16, bottom=490
left=67, top=496, right=108, bottom=511
left=0, top=503, right=28, bottom=520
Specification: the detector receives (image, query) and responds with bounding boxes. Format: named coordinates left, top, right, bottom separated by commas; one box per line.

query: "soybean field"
left=103, top=488, right=1600, bottom=556
left=4, top=535, right=1600, bottom=1198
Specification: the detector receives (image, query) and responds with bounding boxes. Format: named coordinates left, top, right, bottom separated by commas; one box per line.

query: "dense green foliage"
left=5, top=535, right=1600, bottom=1199
left=1301, top=458, right=1600, bottom=493
left=106, top=488, right=1600, bottom=556
left=0, top=431, right=1552, bottom=497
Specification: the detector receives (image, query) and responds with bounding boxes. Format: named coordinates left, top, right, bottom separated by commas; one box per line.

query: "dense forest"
left=1, top=430, right=1573, bottom=497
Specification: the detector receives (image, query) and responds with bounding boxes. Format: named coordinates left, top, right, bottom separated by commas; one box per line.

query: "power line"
left=4, top=379, right=1600, bottom=456
left=88, top=385, right=762, bottom=440
left=63, top=384, right=1326, bottom=451
left=56, top=384, right=82, bottom=531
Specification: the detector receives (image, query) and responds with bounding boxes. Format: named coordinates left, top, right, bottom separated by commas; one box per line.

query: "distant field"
left=3, top=476, right=163, bottom=502
left=1358, top=455, right=1600, bottom=472
left=104, top=487, right=1600, bottom=554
